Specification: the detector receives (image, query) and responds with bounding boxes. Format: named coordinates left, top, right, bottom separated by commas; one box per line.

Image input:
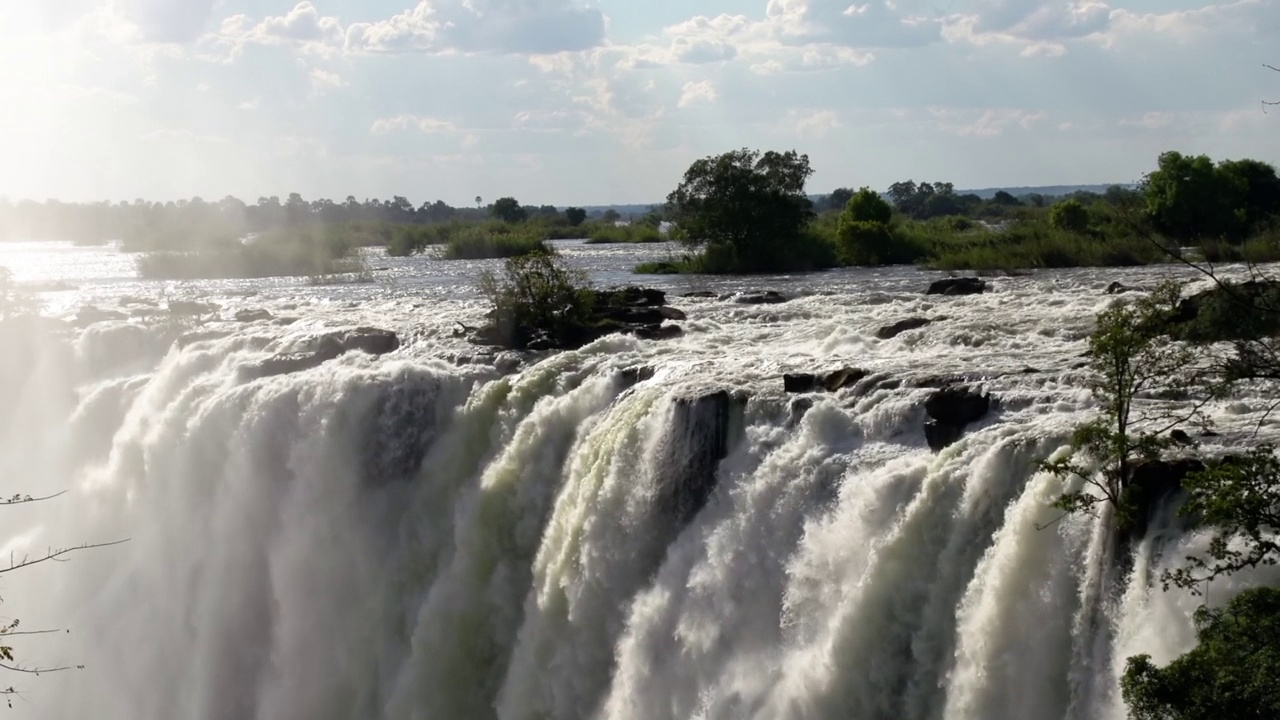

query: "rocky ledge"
left=466, top=287, right=687, bottom=351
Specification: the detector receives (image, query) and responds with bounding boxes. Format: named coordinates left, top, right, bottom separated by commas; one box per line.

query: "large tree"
left=665, top=148, right=814, bottom=272
left=491, top=197, right=527, bottom=223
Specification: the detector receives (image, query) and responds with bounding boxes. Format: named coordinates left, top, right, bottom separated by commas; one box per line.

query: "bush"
left=479, top=251, right=594, bottom=348
left=1049, top=199, right=1090, bottom=233
left=836, top=220, right=895, bottom=265
left=842, top=187, right=893, bottom=224
left=442, top=226, right=552, bottom=259
left=136, top=226, right=362, bottom=279
left=586, top=224, right=664, bottom=244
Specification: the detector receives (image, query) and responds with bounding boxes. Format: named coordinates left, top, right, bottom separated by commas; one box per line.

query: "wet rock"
left=876, top=317, right=933, bottom=339
left=249, top=328, right=399, bottom=379
left=1106, top=281, right=1137, bottom=295
left=119, top=295, right=157, bottom=307
left=1163, top=280, right=1280, bottom=342
left=926, top=277, right=986, bottom=296
left=74, top=306, right=127, bottom=326
left=633, top=324, right=683, bottom=341
left=235, top=309, right=273, bottom=322
left=681, top=291, right=717, bottom=298
left=1123, top=458, right=1204, bottom=542
left=1169, top=429, right=1195, bottom=446
left=361, top=378, right=443, bottom=485
left=733, top=291, right=788, bottom=305
left=619, top=365, right=655, bottom=386
left=923, top=386, right=992, bottom=451
left=169, top=300, right=219, bottom=316
left=783, top=367, right=870, bottom=393
left=596, top=287, right=667, bottom=307
left=660, top=390, right=737, bottom=527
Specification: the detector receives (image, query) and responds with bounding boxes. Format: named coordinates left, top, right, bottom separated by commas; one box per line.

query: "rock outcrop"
left=469, top=286, right=685, bottom=351
left=876, top=317, right=933, bottom=339
left=249, top=328, right=400, bottom=379
left=923, top=386, right=992, bottom=451
left=783, top=367, right=870, bottom=393
left=926, top=277, right=986, bottom=296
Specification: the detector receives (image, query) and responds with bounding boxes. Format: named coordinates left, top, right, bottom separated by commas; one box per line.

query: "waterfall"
left=3, top=318, right=1278, bottom=720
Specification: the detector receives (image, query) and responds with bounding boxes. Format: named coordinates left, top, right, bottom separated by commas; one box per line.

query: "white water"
left=2, top=241, right=1279, bottom=719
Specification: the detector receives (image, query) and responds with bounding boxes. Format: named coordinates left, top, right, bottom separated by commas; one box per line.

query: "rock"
left=783, top=367, right=869, bottom=393
left=734, top=291, right=788, bottom=305
left=633, top=324, right=683, bottom=341
left=1123, top=458, right=1205, bottom=542
left=169, top=300, right=219, bottom=316
left=248, top=328, right=399, bottom=379
left=660, top=391, right=736, bottom=527
left=1169, top=429, right=1195, bottom=446
left=923, top=387, right=992, bottom=451
left=877, top=317, right=933, bottom=339
left=74, top=306, right=126, bottom=326
left=1163, top=280, right=1280, bottom=341
left=659, top=306, right=687, bottom=321
left=118, top=295, right=157, bottom=307
left=926, top=277, right=986, bottom=296
left=235, top=309, right=273, bottom=322
left=619, top=365, right=655, bottom=386
left=1106, top=281, right=1136, bottom=295
left=471, top=286, right=684, bottom=351
left=176, top=330, right=233, bottom=349
left=681, top=291, right=717, bottom=298
left=595, top=287, right=666, bottom=307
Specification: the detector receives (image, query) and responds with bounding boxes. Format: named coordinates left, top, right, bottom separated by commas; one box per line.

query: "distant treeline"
left=0, top=194, right=652, bottom=250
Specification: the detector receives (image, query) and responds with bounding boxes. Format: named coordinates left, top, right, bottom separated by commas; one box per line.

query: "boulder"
left=595, top=287, right=666, bottom=307
left=926, top=277, right=986, bottom=296
left=1106, top=281, right=1136, bottom=295
left=661, top=390, right=736, bottom=526
left=235, top=309, right=273, bottom=322
left=877, top=317, right=933, bottom=339
left=169, top=300, right=220, bottom=316
left=118, top=295, right=157, bottom=307
left=734, top=291, right=788, bottom=305
left=633, top=324, right=683, bottom=341
left=1163, top=280, right=1280, bottom=341
left=470, top=286, right=685, bottom=351
left=681, top=291, right=717, bottom=298
left=249, top=328, right=399, bottom=379
left=783, top=367, right=869, bottom=393
left=923, top=387, right=992, bottom=451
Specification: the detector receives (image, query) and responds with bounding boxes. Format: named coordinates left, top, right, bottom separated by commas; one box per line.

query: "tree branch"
left=1, top=539, right=130, bottom=576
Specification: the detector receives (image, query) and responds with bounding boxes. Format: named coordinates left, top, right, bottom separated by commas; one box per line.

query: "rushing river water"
left=1, top=240, right=1277, bottom=720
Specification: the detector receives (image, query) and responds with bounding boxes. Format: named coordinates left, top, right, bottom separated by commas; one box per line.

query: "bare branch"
left=0, top=663, right=72, bottom=676
left=1, top=492, right=68, bottom=506
left=0, top=539, right=130, bottom=576
left=0, top=630, right=63, bottom=639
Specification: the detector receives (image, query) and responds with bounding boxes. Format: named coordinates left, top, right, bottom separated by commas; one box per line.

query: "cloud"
left=1119, top=111, right=1177, bottom=129
left=116, top=0, right=217, bottom=42
left=345, top=0, right=606, bottom=55
left=677, top=80, right=717, bottom=108
left=781, top=109, right=841, bottom=138
left=202, top=3, right=344, bottom=59
left=928, top=107, right=1048, bottom=137
left=370, top=115, right=458, bottom=135
left=310, top=69, right=346, bottom=92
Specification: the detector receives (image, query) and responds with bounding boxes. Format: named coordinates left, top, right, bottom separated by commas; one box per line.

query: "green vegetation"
left=478, top=251, right=595, bottom=349
left=442, top=225, right=552, bottom=259
left=135, top=226, right=369, bottom=280
left=1122, top=587, right=1280, bottom=720
left=1041, top=272, right=1280, bottom=719
left=585, top=224, right=664, bottom=244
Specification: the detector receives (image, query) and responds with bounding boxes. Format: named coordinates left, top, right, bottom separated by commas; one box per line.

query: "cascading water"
left=2, top=245, right=1279, bottom=720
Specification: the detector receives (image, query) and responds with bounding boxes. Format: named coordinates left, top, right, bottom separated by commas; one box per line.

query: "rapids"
left=1, top=240, right=1278, bottom=720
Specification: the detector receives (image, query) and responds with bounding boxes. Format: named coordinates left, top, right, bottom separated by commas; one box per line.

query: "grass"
left=441, top=225, right=553, bottom=259
left=136, top=226, right=362, bottom=280
left=585, top=224, right=664, bottom=244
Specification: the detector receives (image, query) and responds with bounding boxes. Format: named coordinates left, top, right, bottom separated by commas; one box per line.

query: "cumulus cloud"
left=345, top=0, right=606, bottom=55
left=371, top=115, right=458, bottom=135
left=310, top=69, right=346, bottom=92
left=117, top=0, right=217, bottom=42
left=677, top=80, right=718, bottom=108
left=781, top=109, right=841, bottom=137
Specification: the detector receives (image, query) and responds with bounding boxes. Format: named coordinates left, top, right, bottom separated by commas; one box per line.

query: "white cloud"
left=310, top=68, right=346, bottom=91
left=370, top=115, right=458, bottom=135
left=928, top=107, right=1048, bottom=137
left=345, top=0, right=606, bottom=55
left=677, top=80, right=717, bottom=108
left=116, top=0, right=217, bottom=42
left=781, top=109, right=841, bottom=137
left=1119, top=112, right=1177, bottom=129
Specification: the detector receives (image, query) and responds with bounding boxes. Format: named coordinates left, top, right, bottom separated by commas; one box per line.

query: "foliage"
left=1040, top=282, right=1200, bottom=528
left=585, top=224, right=663, bottom=244
left=836, top=221, right=895, bottom=266
left=135, top=226, right=363, bottom=280
left=1144, top=152, right=1280, bottom=242
left=665, top=148, right=815, bottom=273
left=1121, top=587, right=1280, bottom=720
left=478, top=251, right=594, bottom=349
left=565, top=207, right=587, bottom=227
left=491, top=197, right=528, bottom=224
left=1049, top=199, right=1090, bottom=233
left=441, top=225, right=551, bottom=259
left=842, top=187, right=893, bottom=224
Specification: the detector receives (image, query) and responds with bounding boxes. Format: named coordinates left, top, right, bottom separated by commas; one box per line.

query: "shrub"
left=836, top=220, right=895, bottom=265
left=1049, top=199, right=1090, bottom=233
left=136, top=226, right=362, bottom=279
left=842, top=187, right=893, bottom=224
left=479, top=251, right=594, bottom=348
left=442, top=225, right=552, bottom=259
left=586, top=224, right=664, bottom=244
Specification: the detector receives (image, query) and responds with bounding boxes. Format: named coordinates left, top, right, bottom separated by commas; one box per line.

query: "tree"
left=991, top=190, right=1022, bottom=206
left=824, top=187, right=855, bottom=213
left=564, top=207, right=587, bottom=227
left=478, top=250, right=593, bottom=349
left=1121, top=587, right=1280, bottom=720
left=665, top=148, right=814, bottom=272
left=1050, top=199, right=1090, bottom=233
left=841, top=187, right=892, bottom=224
left=601, top=209, right=621, bottom=223
left=1041, top=283, right=1201, bottom=528
left=491, top=197, right=527, bottom=223
left=1144, top=151, right=1242, bottom=242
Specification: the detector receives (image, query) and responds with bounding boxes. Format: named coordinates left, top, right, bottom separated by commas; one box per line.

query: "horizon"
left=1, top=1, right=1276, bottom=205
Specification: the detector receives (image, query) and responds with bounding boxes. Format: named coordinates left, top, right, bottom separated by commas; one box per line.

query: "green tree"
left=1218, top=158, right=1280, bottom=236
left=836, top=221, right=894, bottom=266
left=991, top=190, right=1021, bottom=206
left=1144, top=152, right=1241, bottom=241
left=491, top=197, right=527, bottom=223
left=1121, top=587, right=1280, bottom=720
left=842, top=187, right=892, bottom=224
left=564, top=207, right=587, bottom=227
left=601, top=209, right=621, bottom=223
left=824, top=187, right=855, bottom=213
left=478, top=250, right=593, bottom=349
left=1041, top=283, right=1200, bottom=528
left=665, top=148, right=815, bottom=272
left=1050, top=199, right=1090, bottom=233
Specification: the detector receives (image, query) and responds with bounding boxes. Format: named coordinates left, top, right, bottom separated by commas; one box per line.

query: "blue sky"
left=1, top=0, right=1277, bottom=205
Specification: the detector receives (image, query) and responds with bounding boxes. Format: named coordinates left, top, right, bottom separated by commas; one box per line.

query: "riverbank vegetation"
left=1041, top=270, right=1280, bottom=718
left=135, top=226, right=372, bottom=280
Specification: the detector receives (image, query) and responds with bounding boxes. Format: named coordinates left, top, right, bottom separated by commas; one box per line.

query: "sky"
left=0, top=0, right=1277, bottom=206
